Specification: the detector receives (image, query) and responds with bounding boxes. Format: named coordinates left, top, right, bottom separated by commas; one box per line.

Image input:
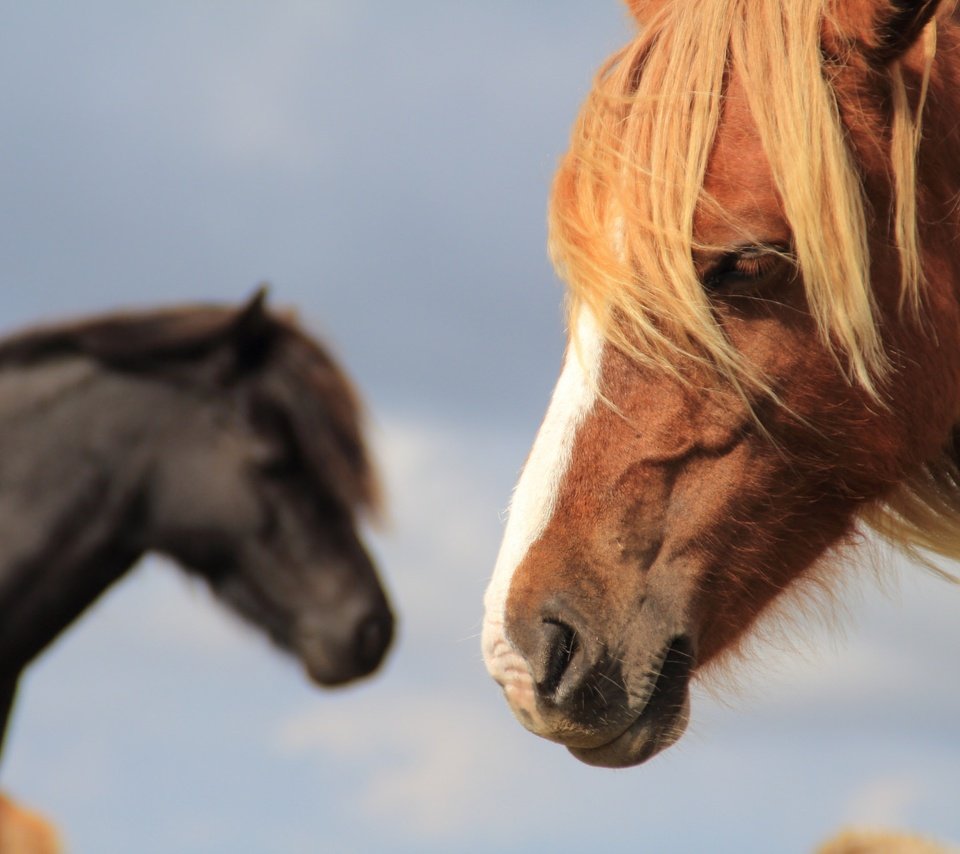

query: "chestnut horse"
left=483, top=0, right=960, bottom=767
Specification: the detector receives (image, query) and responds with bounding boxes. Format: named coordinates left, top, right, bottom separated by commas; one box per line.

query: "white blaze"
left=481, top=308, right=604, bottom=688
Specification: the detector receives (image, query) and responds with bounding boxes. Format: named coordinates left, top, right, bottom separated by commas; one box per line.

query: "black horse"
left=0, top=291, right=394, bottom=759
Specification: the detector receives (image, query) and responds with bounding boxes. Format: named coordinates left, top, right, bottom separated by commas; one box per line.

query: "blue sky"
left=1, top=2, right=958, bottom=852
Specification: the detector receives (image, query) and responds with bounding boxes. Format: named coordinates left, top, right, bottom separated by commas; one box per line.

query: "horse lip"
left=301, top=646, right=379, bottom=686
left=568, top=635, right=695, bottom=768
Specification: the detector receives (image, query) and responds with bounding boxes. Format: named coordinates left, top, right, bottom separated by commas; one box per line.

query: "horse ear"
left=869, top=0, right=941, bottom=64
left=232, top=285, right=270, bottom=338
left=229, top=285, right=277, bottom=372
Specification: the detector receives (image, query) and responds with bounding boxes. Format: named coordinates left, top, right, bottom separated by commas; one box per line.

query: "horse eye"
left=248, top=398, right=304, bottom=477
left=255, top=439, right=303, bottom=478
left=702, top=243, right=793, bottom=292
left=250, top=441, right=302, bottom=482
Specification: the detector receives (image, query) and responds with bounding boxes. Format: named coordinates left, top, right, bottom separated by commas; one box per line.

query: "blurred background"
left=1, top=2, right=957, bottom=852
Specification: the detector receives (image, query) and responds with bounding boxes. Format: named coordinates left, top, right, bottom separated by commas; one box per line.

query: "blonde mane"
left=548, top=0, right=933, bottom=397
left=548, top=0, right=960, bottom=578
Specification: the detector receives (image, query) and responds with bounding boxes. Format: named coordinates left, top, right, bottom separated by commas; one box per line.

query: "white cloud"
left=261, top=414, right=536, bottom=839
left=273, top=690, right=527, bottom=839
left=363, top=414, right=520, bottom=643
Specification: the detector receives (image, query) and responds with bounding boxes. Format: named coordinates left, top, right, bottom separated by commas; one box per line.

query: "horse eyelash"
left=703, top=244, right=792, bottom=290
left=729, top=254, right=775, bottom=281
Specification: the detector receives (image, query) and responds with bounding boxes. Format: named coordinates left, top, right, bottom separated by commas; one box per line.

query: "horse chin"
left=568, top=687, right=691, bottom=768
left=303, top=658, right=365, bottom=688
left=569, top=635, right=694, bottom=768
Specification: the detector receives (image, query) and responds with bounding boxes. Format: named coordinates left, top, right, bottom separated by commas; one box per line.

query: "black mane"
left=0, top=291, right=379, bottom=514
left=0, top=294, right=265, bottom=368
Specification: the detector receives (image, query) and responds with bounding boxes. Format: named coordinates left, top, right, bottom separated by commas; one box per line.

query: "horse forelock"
left=549, top=0, right=935, bottom=401
left=264, top=327, right=381, bottom=519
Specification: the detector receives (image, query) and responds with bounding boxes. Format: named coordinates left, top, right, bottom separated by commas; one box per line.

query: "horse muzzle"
left=483, top=599, right=695, bottom=768
left=296, top=598, right=394, bottom=686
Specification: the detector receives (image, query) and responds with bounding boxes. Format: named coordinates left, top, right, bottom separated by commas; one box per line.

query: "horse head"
left=483, top=0, right=960, bottom=767
left=79, top=291, right=394, bottom=686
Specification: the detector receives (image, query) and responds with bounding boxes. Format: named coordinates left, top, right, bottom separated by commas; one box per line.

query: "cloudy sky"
left=2, top=2, right=958, bottom=852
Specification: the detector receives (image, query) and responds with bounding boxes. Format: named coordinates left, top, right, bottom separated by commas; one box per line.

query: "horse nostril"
left=354, top=611, right=394, bottom=672
left=536, top=619, right=580, bottom=699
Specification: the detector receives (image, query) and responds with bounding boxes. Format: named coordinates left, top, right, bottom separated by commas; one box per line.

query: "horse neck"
left=0, top=354, right=167, bottom=678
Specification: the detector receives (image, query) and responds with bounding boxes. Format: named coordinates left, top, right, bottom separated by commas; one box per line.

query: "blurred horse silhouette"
left=817, top=827, right=956, bottom=854
left=0, top=291, right=393, bottom=768
left=0, top=793, right=59, bottom=853
left=483, top=0, right=960, bottom=767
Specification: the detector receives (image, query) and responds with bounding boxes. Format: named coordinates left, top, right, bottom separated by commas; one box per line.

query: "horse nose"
left=298, top=599, right=394, bottom=686
left=513, top=612, right=598, bottom=705
left=496, top=591, right=696, bottom=760
left=353, top=608, right=393, bottom=673
left=534, top=619, right=579, bottom=698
